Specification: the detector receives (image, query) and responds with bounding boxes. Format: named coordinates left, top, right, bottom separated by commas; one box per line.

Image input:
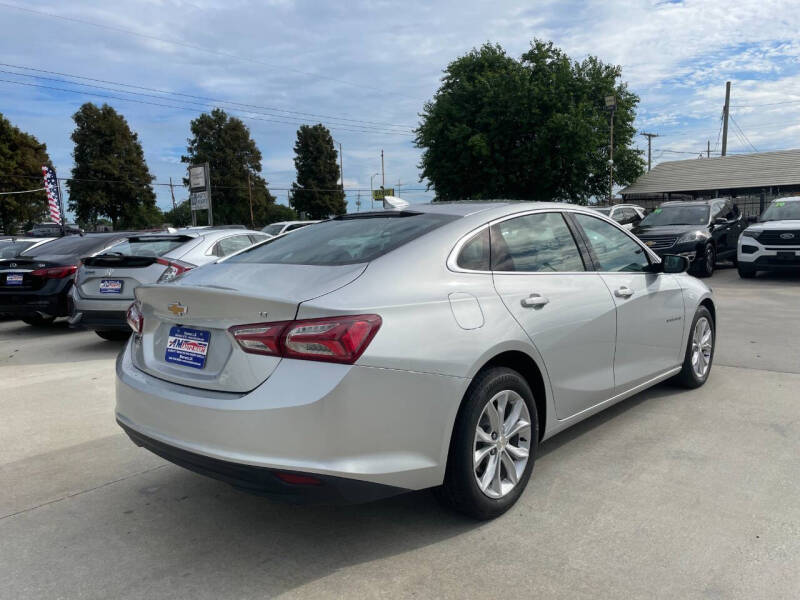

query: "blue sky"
left=2, top=0, right=800, bottom=218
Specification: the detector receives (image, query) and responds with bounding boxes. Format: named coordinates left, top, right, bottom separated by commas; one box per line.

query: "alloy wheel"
left=473, top=390, right=531, bottom=499
left=691, top=316, right=713, bottom=378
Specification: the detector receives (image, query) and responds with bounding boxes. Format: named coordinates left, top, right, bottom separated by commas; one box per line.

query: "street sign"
left=189, top=166, right=206, bottom=191
left=190, top=191, right=209, bottom=210
left=372, top=188, right=395, bottom=201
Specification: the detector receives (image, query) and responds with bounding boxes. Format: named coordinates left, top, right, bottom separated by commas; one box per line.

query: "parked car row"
left=597, top=196, right=800, bottom=279
left=0, top=227, right=270, bottom=335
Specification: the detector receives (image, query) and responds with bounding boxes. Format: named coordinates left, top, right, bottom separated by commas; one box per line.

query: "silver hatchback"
left=71, top=229, right=269, bottom=340
left=116, top=203, right=715, bottom=518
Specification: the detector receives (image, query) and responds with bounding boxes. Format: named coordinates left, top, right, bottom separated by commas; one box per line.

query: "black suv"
left=631, top=199, right=746, bottom=277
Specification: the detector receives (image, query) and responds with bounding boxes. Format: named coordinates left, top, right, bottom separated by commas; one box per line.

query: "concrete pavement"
left=1, top=268, right=799, bottom=599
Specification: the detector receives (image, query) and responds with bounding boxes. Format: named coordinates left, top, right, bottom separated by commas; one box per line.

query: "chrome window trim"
left=447, top=206, right=661, bottom=275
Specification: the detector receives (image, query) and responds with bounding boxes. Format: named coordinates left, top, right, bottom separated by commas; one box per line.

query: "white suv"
left=737, top=197, right=800, bottom=278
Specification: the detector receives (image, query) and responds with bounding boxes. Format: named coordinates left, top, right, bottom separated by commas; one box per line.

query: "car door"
left=718, top=201, right=742, bottom=257
left=709, top=201, right=731, bottom=256
left=490, top=211, right=618, bottom=419
left=571, top=213, right=685, bottom=393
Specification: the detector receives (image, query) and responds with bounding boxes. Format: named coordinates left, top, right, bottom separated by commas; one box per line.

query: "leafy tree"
left=0, top=114, right=51, bottom=233
left=415, top=41, right=644, bottom=202
left=290, top=124, right=346, bottom=219
left=182, top=108, right=276, bottom=227
left=67, top=103, right=159, bottom=229
left=163, top=200, right=192, bottom=228
left=264, top=202, right=297, bottom=224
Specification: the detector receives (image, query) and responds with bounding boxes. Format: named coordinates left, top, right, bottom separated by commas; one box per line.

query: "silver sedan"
left=116, top=202, right=715, bottom=519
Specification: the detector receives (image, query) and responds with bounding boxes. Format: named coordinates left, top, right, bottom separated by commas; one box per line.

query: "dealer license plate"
left=164, top=326, right=210, bottom=369
left=5, top=273, right=23, bottom=286
left=99, top=279, right=123, bottom=294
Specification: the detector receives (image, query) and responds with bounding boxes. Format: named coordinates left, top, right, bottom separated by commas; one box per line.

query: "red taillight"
left=126, top=302, right=143, bottom=334
left=30, top=265, right=77, bottom=279
left=273, top=471, right=322, bottom=486
left=229, top=314, right=382, bottom=364
left=155, top=258, right=193, bottom=283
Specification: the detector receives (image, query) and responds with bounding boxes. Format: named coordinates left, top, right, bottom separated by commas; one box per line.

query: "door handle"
left=521, top=293, right=549, bottom=308
left=614, top=286, right=634, bottom=298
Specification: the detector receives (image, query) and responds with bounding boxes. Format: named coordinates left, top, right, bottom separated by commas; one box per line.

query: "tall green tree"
left=0, top=114, right=51, bottom=233
left=182, top=108, right=276, bottom=227
left=415, top=41, right=644, bottom=202
left=290, top=124, right=346, bottom=219
left=67, top=103, right=159, bottom=229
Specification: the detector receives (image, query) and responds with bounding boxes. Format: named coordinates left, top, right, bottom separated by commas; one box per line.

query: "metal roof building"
left=620, top=149, right=800, bottom=200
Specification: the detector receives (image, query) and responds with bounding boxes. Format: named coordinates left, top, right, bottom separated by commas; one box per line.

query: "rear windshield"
left=229, top=212, right=458, bottom=266
left=20, top=235, right=120, bottom=256
left=106, top=236, right=191, bottom=257
left=261, top=223, right=285, bottom=236
left=0, top=240, right=36, bottom=258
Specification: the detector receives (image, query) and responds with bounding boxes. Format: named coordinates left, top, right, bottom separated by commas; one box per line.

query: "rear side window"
left=490, top=212, right=585, bottom=272
left=457, top=229, right=490, bottom=270
left=107, top=236, right=191, bottom=257
left=262, top=223, right=285, bottom=236
left=214, top=235, right=254, bottom=257
left=229, top=213, right=458, bottom=266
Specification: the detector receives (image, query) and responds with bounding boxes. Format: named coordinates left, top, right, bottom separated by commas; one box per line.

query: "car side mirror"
left=662, top=254, right=690, bottom=273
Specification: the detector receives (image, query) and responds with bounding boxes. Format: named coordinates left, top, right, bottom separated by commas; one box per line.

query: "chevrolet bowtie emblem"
left=167, top=302, right=187, bottom=317
left=645, top=241, right=655, bottom=246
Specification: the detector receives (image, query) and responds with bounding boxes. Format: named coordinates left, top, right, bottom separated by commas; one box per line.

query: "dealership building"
left=619, top=149, right=800, bottom=216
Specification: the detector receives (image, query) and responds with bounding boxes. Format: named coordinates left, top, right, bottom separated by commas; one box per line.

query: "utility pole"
left=247, top=171, right=254, bottom=229
left=707, top=140, right=711, bottom=158
left=605, top=95, right=616, bottom=203
left=169, top=177, right=177, bottom=209
left=721, top=81, right=731, bottom=157
left=337, top=141, right=344, bottom=199
left=397, top=179, right=402, bottom=197
left=356, top=191, right=361, bottom=212
left=641, top=132, right=659, bottom=171
left=381, top=149, right=385, bottom=189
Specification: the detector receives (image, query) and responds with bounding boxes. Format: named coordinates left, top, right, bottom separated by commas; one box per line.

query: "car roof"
left=661, top=199, right=720, bottom=206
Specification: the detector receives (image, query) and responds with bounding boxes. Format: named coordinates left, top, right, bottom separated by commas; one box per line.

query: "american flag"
left=41, top=165, right=62, bottom=224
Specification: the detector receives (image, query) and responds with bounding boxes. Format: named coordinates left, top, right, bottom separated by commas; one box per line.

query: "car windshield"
left=760, top=200, right=800, bottom=221
left=20, top=235, right=116, bottom=256
left=104, top=236, right=191, bottom=257
left=0, top=240, right=36, bottom=258
left=594, top=207, right=611, bottom=215
left=261, top=224, right=284, bottom=236
left=639, top=205, right=709, bottom=226
left=230, top=212, right=458, bottom=266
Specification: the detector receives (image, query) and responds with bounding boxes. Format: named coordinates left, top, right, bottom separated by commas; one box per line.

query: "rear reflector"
left=273, top=471, right=322, bottom=486
left=229, top=314, right=382, bottom=364
left=30, top=265, right=77, bottom=279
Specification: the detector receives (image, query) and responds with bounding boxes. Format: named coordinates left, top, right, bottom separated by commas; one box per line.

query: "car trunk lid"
left=131, top=262, right=367, bottom=392
left=78, top=254, right=170, bottom=300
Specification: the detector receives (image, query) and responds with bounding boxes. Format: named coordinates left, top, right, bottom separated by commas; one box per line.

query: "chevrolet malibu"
left=116, top=202, right=716, bottom=519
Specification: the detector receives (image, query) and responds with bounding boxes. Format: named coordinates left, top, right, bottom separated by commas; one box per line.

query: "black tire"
left=737, top=264, right=756, bottom=278
left=694, top=244, right=715, bottom=278
left=95, top=329, right=130, bottom=341
left=673, top=306, right=715, bottom=389
left=21, top=315, right=56, bottom=327
left=435, top=367, right=539, bottom=520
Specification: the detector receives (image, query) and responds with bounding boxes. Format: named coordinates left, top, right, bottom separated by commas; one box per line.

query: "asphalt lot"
left=2, top=266, right=799, bottom=599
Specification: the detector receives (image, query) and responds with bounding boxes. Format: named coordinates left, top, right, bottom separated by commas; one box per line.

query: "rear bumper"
left=72, top=309, right=129, bottom=330
left=0, top=290, right=68, bottom=317
left=118, top=419, right=408, bottom=504
left=115, top=340, right=468, bottom=497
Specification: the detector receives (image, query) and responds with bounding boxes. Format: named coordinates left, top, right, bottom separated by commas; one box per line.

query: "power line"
left=0, top=78, right=414, bottom=136
left=729, top=114, right=758, bottom=152
left=0, top=2, right=419, bottom=100
left=0, top=63, right=413, bottom=130
left=0, top=187, right=45, bottom=195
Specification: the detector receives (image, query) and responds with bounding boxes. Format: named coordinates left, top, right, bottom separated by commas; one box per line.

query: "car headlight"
left=676, top=231, right=708, bottom=244
left=741, top=229, right=761, bottom=240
